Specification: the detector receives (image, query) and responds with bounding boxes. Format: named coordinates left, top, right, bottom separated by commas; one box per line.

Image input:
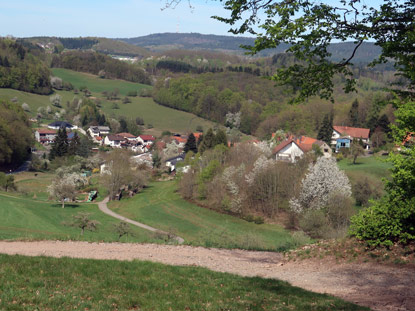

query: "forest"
left=0, top=39, right=52, bottom=95
left=0, top=100, right=33, bottom=167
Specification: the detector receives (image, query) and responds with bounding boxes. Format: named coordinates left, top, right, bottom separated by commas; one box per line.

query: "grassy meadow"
left=0, top=192, right=158, bottom=243
left=0, top=254, right=368, bottom=311
left=109, top=181, right=304, bottom=251
left=0, top=68, right=217, bottom=133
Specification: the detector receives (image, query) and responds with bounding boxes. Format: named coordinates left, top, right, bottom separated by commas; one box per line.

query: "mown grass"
left=0, top=254, right=368, bottom=311
left=337, top=156, right=391, bottom=180
left=109, top=181, right=305, bottom=251
left=0, top=193, right=157, bottom=243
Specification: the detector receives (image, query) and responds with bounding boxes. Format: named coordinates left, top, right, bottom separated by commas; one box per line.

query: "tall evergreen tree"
left=377, top=114, right=391, bottom=134
left=50, top=128, right=69, bottom=159
left=198, top=128, right=215, bottom=153
left=317, top=114, right=332, bottom=145
left=184, top=133, right=198, bottom=154
left=349, top=99, right=360, bottom=127
left=214, top=129, right=228, bottom=147
left=68, top=132, right=81, bottom=156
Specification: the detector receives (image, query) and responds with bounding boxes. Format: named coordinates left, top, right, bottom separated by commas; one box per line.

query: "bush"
left=299, top=209, right=329, bottom=239
left=139, top=88, right=152, bottom=97
left=325, top=193, right=355, bottom=230
left=352, top=177, right=382, bottom=206
left=127, top=90, right=137, bottom=97
left=350, top=197, right=415, bottom=247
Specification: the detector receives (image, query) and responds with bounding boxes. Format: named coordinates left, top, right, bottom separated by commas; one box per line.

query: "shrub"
left=350, top=197, right=415, bottom=247
left=127, top=90, right=137, bottom=97
left=325, top=193, right=355, bottom=230
left=352, top=177, right=382, bottom=206
left=299, top=209, right=329, bottom=239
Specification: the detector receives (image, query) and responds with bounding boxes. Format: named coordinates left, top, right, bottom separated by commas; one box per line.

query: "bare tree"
left=113, top=221, right=133, bottom=241
left=71, top=212, right=100, bottom=235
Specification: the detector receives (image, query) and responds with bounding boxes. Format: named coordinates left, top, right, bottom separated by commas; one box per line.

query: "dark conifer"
left=198, top=128, right=215, bottom=153
left=184, top=133, right=198, bottom=154
left=349, top=99, right=360, bottom=127
left=214, top=129, right=228, bottom=147
left=68, top=132, right=81, bottom=156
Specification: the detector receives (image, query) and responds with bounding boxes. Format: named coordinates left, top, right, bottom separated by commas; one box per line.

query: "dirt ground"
left=0, top=241, right=414, bottom=311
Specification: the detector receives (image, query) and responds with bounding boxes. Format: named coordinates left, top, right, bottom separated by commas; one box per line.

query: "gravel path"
left=0, top=240, right=414, bottom=311
left=98, top=197, right=184, bottom=244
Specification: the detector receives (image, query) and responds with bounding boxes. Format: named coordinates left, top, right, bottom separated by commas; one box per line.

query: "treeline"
left=0, top=39, right=52, bottom=94
left=58, top=37, right=98, bottom=50
left=153, top=72, right=288, bottom=134
left=51, top=51, right=151, bottom=85
left=0, top=101, right=33, bottom=168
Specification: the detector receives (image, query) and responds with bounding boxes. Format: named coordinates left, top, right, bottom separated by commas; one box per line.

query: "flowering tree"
left=290, top=157, right=352, bottom=213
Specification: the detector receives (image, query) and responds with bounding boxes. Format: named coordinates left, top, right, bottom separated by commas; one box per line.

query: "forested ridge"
left=0, top=38, right=52, bottom=95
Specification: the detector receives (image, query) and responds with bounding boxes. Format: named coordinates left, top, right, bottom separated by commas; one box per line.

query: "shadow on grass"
left=51, top=204, right=81, bottom=209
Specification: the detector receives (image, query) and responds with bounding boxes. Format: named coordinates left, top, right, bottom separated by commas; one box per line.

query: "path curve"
left=0, top=241, right=413, bottom=311
left=98, top=197, right=184, bottom=244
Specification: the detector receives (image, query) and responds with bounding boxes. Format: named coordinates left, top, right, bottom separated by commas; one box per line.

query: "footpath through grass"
left=109, top=181, right=303, bottom=251
left=0, top=254, right=367, bottom=311
left=0, top=193, right=157, bottom=243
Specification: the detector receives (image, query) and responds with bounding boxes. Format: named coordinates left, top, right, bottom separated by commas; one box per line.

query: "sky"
left=0, top=0, right=232, bottom=38
left=0, top=0, right=386, bottom=39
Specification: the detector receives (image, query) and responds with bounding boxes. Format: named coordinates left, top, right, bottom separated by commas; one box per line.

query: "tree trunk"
left=62, top=199, right=65, bottom=208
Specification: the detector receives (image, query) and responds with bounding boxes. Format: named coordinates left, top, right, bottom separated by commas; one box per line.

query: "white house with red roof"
left=35, top=129, right=57, bottom=144
left=331, top=126, right=370, bottom=149
left=137, top=135, right=155, bottom=145
left=273, top=136, right=331, bottom=162
left=117, top=132, right=137, bottom=142
left=104, top=134, right=125, bottom=148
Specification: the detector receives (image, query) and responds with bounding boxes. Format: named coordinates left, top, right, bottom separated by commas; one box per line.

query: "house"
left=137, top=135, right=155, bottom=147
left=48, top=121, right=77, bottom=130
left=273, top=140, right=304, bottom=162
left=331, top=126, right=370, bottom=149
left=335, top=136, right=352, bottom=152
left=117, top=132, right=137, bottom=142
left=87, top=126, right=110, bottom=139
left=103, top=135, right=125, bottom=148
left=165, top=154, right=186, bottom=171
left=35, top=129, right=57, bottom=144
left=273, top=136, right=331, bottom=162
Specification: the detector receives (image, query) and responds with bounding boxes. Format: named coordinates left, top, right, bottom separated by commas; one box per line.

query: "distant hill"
left=22, top=37, right=150, bottom=58
left=120, top=33, right=382, bottom=64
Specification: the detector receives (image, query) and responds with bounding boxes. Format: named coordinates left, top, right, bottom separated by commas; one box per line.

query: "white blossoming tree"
left=290, top=157, right=352, bottom=214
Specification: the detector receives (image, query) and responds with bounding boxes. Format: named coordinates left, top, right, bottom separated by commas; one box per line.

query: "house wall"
left=275, top=143, right=304, bottom=162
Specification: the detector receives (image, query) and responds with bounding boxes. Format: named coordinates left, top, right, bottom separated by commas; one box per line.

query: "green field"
left=0, top=69, right=216, bottom=133
left=0, top=192, right=157, bottom=243
left=338, top=155, right=391, bottom=180
left=51, top=68, right=151, bottom=96
left=109, top=181, right=303, bottom=251
left=0, top=254, right=367, bottom=311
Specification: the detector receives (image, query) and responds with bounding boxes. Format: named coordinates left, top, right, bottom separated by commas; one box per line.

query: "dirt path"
left=98, top=197, right=184, bottom=244
left=0, top=241, right=413, bottom=311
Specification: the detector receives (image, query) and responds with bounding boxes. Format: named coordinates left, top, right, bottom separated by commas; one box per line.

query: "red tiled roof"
left=333, top=126, right=370, bottom=139
left=107, top=135, right=125, bottom=141
left=173, top=136, right=187, bottom=143
left=117, top=132, right=136, bottom=138
left=273, top=139, right=296, bottom=154
left=139, top=135, right=155, bottom=141
left=193, top=133, right=203, bottom=140
left=36, top=128, right=57, bottom=134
